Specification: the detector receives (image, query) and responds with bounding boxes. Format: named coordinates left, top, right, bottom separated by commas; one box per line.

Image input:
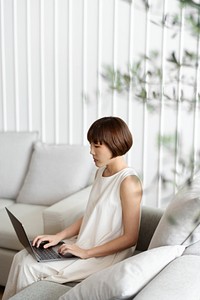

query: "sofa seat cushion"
left=134, top=255, right=200, bottom=300
left=0, top=132, right=38, bottom=199
left=10, top=281, right=71, bottom=300
left=59, top=245, right=185, bottom=300
left=17, top=143, right=94, bottom=206
left=149, top=172, right=200, bottom=250
left=0, top=204, right=46, bottom=251
left=0, top=199, right=15, bottom=210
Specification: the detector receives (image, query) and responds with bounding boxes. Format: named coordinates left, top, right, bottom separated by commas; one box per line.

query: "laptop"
left=6, top=207, right=76, bottom=262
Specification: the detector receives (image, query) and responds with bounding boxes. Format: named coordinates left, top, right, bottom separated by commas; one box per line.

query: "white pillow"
left=0, top=132, right=38, bottom=199
left=17, top=142, right=93, bottom=206
left=149, top=172, right=200, bottom=249
left=59, top=245, right=185, bottom=300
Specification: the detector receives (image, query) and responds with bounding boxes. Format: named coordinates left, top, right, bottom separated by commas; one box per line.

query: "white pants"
left=2, top=249, right=77, bottom=300
left=2, top=248, right=132, bottom=300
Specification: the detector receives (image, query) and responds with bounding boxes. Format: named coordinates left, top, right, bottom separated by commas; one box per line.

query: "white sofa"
left=8, top=169, right=200, bottom=300
left=0, top=132, right=94, bottom=286
left=9, top=205, right=200, bottom=300
left=1, top=132, right=200, bottom=299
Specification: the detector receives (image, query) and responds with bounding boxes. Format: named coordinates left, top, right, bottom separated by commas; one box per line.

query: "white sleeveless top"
left=77, top=166, right=139, bottom=248
left=44, top=166, right=140, bottom=283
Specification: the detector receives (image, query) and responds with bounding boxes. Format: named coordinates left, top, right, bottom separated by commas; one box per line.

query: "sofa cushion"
left=43, top=186, right=92, bottom=234
left=59, top=245, right=185, bottom=300
left=0, top=132, right=38, bottom=199
left=0, top=204, right=46, bottom=251
left=0, top=199, right=15, bottom=210
left=183, top=239, right=200, bottom=256
left=17, top=143, right=93, bottom=206
left=10, top=281, right=71, bottom=300
left=149, top=172, right=200, bottom=250
left=134, top=255, right=200, bottom=300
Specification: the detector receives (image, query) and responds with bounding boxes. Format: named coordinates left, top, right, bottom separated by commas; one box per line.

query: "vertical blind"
left=0, top=0, right=199, bottom=207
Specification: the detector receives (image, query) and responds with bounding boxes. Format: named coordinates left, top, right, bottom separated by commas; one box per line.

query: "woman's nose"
left=90, top=146, right=95, bottom=155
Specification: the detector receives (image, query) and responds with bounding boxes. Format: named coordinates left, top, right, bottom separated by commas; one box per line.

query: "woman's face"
left=90, top=142, right=113, bottom=167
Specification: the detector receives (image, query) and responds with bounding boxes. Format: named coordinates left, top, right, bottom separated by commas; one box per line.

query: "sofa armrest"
left=134, top=255, right=200, bottom=300
left=136, top=206, right=163, bottom=252
left=43, top=186, right=92, bottom=234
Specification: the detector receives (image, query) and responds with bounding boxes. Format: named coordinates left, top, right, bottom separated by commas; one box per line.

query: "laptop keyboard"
left=33, top=246, right=62, bottom=260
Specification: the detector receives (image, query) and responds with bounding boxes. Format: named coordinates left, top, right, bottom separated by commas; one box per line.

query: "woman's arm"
left=59, top=175, right=142, bottom=258
left=33, top=217, right=83, bottom=248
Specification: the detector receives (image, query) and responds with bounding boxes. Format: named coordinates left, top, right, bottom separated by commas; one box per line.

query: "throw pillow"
left=17, top=142, right=93, bottom=206
left=59, top=245, right=185, bottom=300
left=183, top=235, right=200, bottom=256
left=149, top=172, right=200, bottom=249
left=0, top=132, right=38, bottom=199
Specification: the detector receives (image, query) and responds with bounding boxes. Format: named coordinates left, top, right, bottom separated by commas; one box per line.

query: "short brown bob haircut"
left=87, top=116, right=133, bottom=157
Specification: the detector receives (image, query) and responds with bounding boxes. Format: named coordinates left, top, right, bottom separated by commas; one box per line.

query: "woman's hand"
left=32, top=235, right=61, bottom=249
left=58, top=243, right=89, bottom=259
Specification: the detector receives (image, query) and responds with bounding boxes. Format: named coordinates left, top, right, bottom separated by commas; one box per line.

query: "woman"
left=3, top=116, right=142, bottom=299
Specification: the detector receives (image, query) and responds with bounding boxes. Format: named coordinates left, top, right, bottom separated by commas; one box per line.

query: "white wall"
left=0, top=0, right=200, bottom=207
